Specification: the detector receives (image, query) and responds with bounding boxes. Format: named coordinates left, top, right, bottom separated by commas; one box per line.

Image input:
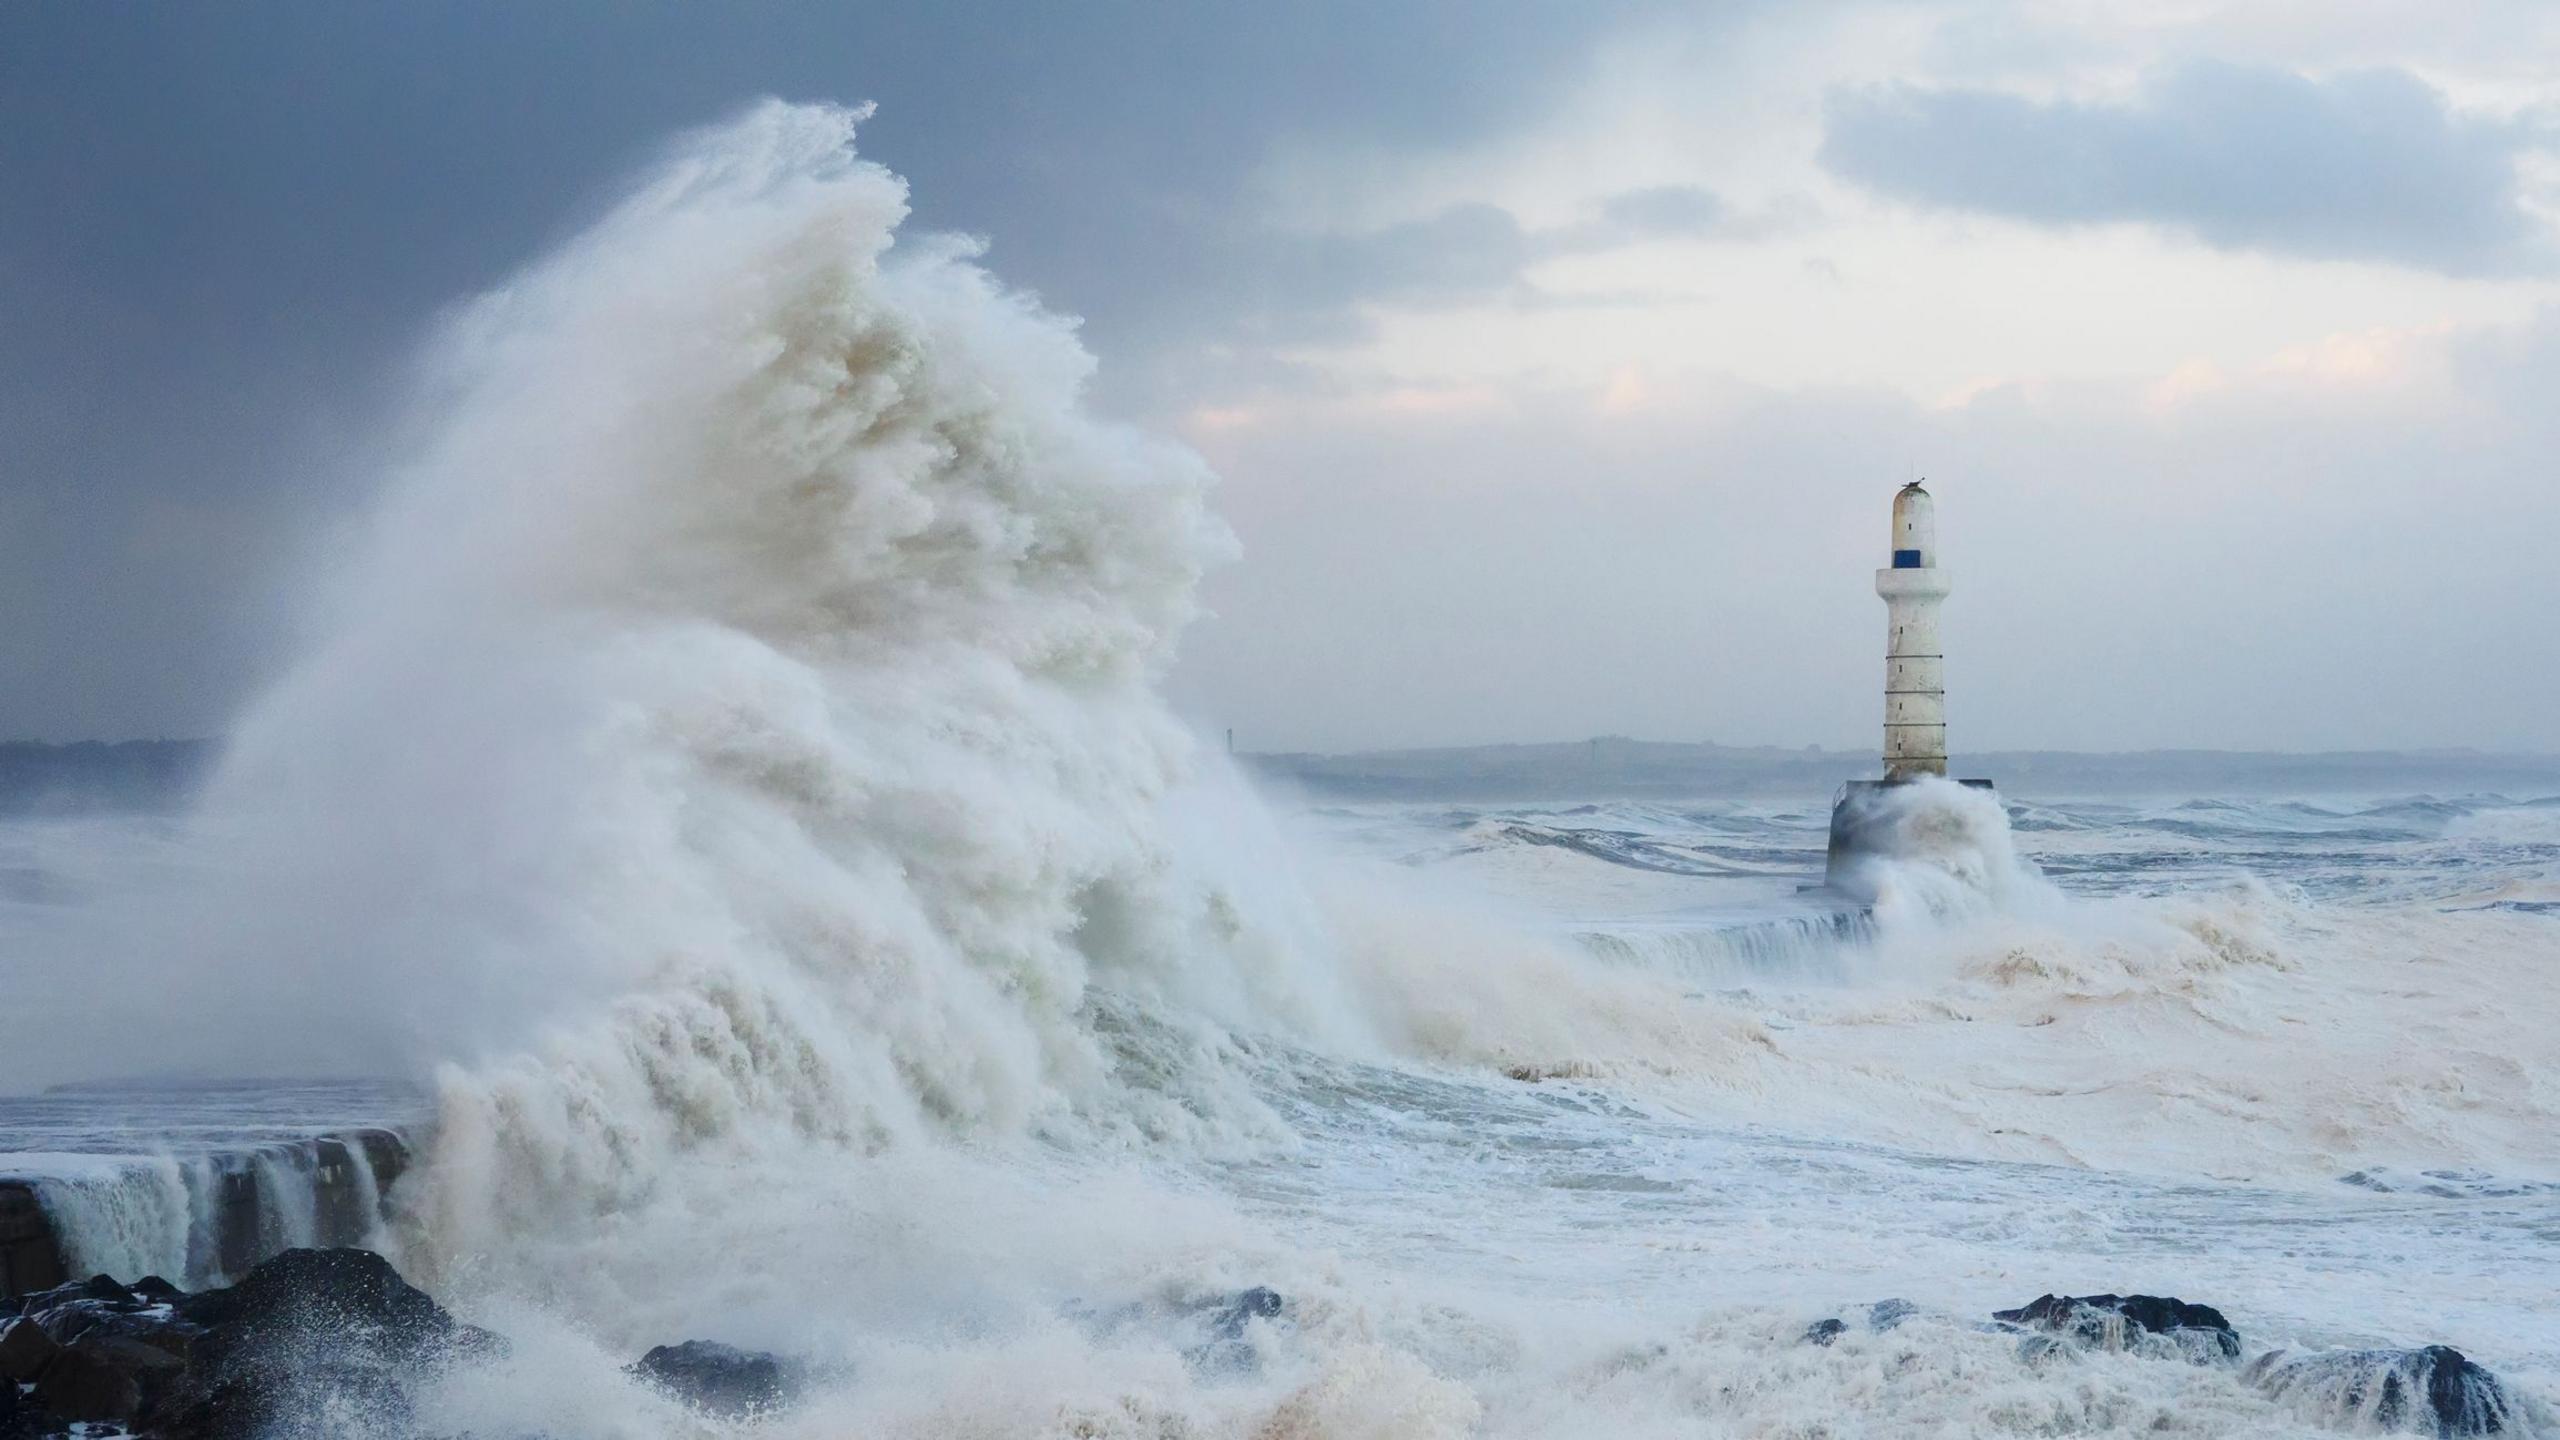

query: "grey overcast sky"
left=5, top=1, right=2558, bottom=754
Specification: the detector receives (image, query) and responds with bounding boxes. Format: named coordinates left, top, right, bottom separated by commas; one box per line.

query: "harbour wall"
left=0, top=1127, right=415, bottom=1297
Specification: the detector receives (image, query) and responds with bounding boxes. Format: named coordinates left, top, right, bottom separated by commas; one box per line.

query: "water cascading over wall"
left=0, top=1128, right=411, bottom=1297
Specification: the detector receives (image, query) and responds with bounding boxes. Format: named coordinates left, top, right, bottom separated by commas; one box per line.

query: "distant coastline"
left=1244, top=737, right=2560, bottom=802
left=8, top=736, right=2559, bottom=814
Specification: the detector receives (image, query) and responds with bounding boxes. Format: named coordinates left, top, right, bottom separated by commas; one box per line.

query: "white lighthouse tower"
left=1877, top=480, right=1949, bottom=779
left=1823, top=479, right=1992, bottom=891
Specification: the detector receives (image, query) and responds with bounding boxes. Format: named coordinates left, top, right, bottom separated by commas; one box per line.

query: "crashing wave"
left=154, top=102, right=1390, bottom=1312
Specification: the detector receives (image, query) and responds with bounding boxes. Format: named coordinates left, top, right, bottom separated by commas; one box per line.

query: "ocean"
left=5, top=787, right=2556, bottom=1433
left=2, top=99, right=2555, bottom=1437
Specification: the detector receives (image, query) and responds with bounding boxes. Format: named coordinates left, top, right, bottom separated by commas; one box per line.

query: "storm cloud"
left=1821, top=62, right=2553, bottom=275
left=0, top=0, right=1693, bottom=738
left=3, top=2, right=2557, bottom=754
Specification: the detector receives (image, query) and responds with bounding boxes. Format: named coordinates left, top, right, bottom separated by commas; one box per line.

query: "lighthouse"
left=1877, top=480, right=1949, bottom=779
left=1823, top=480, right=1993, bottom=892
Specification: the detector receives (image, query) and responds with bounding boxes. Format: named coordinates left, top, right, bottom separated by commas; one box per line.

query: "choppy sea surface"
left=6, top=786, right=2556, bottom=1436
left=5, top=105, right=2556, bottom=1437
left=1253, top=789, right=2560, bottom=1358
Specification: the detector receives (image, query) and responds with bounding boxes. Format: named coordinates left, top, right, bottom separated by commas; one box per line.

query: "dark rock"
left=31, top=1338, right=143, bottom=1423
left=1203, top=1286, right=1284, bottom=1341
left=2248, top=1344, right=2512, bottom=1437
left=630, top=1339, right=788, bottom=1418
left=154, top=1248, right=482, bottom=1440
left=2016, top=1333, right=2080, bottom=1369
left=14, top=1274, right=134, bottom=1323
left=39, top=1301, right=199, bottom=1355
left=1805, top=1299, right=1917, bottom=1347
left=1063, top=1285, right=1289, bottom=1378
left=69, top=1275, right=130, bottom=1304
left=1992, top=1293, right=2240, bottom=1363
left=175, top=1247, right=457, bottom=1356
left=157, top=1356, right=416, bottom=1440
left=3, top=1248, right=497, bottom=1438
left=79, top=1308, right=199, bottom=1361
left=1184, top=1287, right=1287, bottom=1377
left=67, top=1332, right=187, bottom=1415
left=129, top=1276, right=183, bottom=1305
left=0, top=1317, right=58, bottom=1381
left=12, top=1266, right=206, bottom=1389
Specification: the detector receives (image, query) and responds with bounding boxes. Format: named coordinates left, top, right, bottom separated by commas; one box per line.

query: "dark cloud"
left=1820, top=62, right=2554, bottom=275
left=1217, top=204, right=1539, bottom=347
left=1200, top=184, right=1764, bottom=352
left=0, top=0, right=1718, bottom=739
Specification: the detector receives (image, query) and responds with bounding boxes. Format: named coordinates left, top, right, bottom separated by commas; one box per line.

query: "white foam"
left=6, top=100, right=2551, bottom=1437
left=18, top=1153, right=194, bottom=1282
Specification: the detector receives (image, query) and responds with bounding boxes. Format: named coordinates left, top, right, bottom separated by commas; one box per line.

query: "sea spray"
left=1309, top=785, right=2560, bottom=1189
left=141, top=110, right=1804, bottom=1427
left=4, top=95, right=2552, bottom=1436
left=85, top=100, right=1386, bottom=1324
left=1849, top=776, right=2065, bottom=928
left=5, top=101, right=1779, bottom=1396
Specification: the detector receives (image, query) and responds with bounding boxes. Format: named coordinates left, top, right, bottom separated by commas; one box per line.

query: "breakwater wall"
left=0, top=1128, right=414, bottom=1297
left=1573, top=907, right=1880, bottom=987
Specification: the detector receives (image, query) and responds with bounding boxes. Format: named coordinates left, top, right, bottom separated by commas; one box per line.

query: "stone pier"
left=0, top=1127, right=415, bottom=1299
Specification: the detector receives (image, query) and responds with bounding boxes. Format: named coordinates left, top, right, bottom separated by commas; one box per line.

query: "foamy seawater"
left=7, top=789, right=2556, bottom=1436
left=2, top=100, right=2554, bottom=1436
left=1223, top=789, right=2560, bottom=1430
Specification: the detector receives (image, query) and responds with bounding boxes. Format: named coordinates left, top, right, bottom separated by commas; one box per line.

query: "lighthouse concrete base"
left=1822, top=775, right=1997, bottom=897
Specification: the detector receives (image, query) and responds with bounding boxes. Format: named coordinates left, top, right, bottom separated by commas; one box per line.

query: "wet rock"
left=174, top=1247, right=462, bottom=1358
left=2248, top=1344, right=2512, bottom=1437
left=0, top=1317, right=58, bottom=1381
left=1992, top=1293, right=2240, bottom=1363
left=153, top=1248, right=484, bottom=1440
left=8, top=1271, right=213, bottom=1430
left=77, top=1310, right=198, bottom=1363
left=41, top=1304, right=198, bottom=1359
left=1184, top=1287, right=1287, bottom=1376
left=1068, top=1285, right=1289, bottom=1378
left=30, top=1337, right=143, bottom=1424
left=1805, top=1299, right=1917, bottom=1346
left=630, top=1339, right=788, bottom=1418
left=11, top=1274, right=134, bottom=1332
left=129, top=1276, right=183, bottom=1305
left=160, top=1356, right=418, bottom=1440
left=22, top=1274, right=133, bottom=1309
left=1203, top=1287, right=1284, bottom=1340
left=66, top=1332, right=186, bottom=1416
left=14, top=1270, right=203, bottom=1364
left=0, top=1250, right=497, bottom=1438
left=2016, top=1333, right=2080, bottom=1369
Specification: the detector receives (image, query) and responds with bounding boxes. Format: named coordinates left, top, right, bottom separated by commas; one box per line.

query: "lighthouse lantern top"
left=1890, top=480, right=1936, bottom=569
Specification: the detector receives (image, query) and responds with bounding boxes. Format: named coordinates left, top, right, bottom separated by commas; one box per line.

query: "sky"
left=4, top=0, right=2558, bottom=754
